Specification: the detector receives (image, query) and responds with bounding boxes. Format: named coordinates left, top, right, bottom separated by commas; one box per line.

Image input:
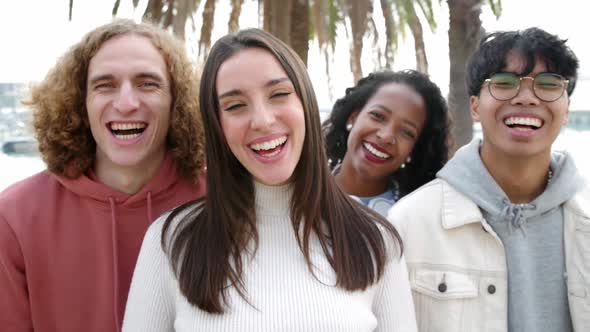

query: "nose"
left=250, top=101, right=276, bottom=130
left=113, top=82, right=139, bottom=112
left=376, top=124, right=396, bottom=145
left=511, top=77, right=540, bottom=106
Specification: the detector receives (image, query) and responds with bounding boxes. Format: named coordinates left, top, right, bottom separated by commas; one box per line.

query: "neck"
left=480, top=144, right=551, bottom=204
left=334, top=160, right=389, bottom=197
left=94, top=152, right=165, bottom=195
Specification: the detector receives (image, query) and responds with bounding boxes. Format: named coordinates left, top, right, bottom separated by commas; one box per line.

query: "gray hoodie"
left=438, top=139, right=584, bottom=332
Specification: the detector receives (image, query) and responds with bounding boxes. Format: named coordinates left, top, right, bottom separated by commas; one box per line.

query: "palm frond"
left=112, top=0, right=122, bottom=16
left=488, top=0, right=502, bottom=18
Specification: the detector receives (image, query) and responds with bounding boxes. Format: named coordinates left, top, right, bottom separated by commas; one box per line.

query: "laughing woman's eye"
left=224, top=102, right=245, bottom=112
left=401, top=128, right=417, bottom=139
left=369, top=111, right=385, bottom=121
left=271, top=91, right=291, bottom=98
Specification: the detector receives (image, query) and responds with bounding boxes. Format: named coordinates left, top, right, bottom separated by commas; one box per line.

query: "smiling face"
left=471, top=51, right=570, bottom=161
left=340, top=82, right=426, bottom=191
left=216, top=47, right=305, bottom=186
left=86, top=34, right=172, bottom=175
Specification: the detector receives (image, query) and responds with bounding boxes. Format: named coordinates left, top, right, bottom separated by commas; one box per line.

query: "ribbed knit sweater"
left=122, top=182, right=416, bottom=331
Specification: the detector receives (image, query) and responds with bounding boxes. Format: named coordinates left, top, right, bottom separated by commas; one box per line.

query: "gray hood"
left=437, top=139, right=584, bottom=232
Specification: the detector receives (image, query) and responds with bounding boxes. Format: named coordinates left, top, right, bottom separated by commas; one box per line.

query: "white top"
left=122, top=182, right=417, bottom=331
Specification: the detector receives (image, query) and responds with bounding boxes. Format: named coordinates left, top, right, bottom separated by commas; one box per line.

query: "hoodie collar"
left=437, top=139, right=586, bottom=232
left=54, top=153, right=180, bottom=206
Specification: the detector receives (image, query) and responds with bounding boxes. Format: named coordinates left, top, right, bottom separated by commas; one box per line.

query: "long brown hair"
left=163, top=28, right=402, bottom=313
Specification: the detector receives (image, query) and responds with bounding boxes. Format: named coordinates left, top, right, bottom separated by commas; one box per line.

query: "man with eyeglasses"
left=389, top=27, right=589, bottom=331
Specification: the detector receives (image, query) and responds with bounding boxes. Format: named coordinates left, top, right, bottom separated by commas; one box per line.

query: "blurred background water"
left=1, top=127, right=588, bottom=192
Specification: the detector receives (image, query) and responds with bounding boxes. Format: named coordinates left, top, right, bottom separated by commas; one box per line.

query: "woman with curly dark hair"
left=0, top=19, right=206, bottom=332
left=323, top=70, right=451, bottom=216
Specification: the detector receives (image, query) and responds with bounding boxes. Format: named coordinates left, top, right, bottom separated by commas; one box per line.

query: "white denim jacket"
left=389, top=178, right=590, bottom=332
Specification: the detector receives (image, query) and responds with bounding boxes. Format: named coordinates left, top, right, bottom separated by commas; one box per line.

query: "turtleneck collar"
left=254, top=181, right=293, bottom=217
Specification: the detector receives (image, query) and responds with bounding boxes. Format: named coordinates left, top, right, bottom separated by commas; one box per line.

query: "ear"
left=346, top=111, right=360, bottom=127
left=470, top=96, right=481, bottom=122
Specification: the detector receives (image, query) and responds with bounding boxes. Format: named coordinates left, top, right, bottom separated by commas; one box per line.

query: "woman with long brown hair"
left=123, top=28, right=416, bottom=331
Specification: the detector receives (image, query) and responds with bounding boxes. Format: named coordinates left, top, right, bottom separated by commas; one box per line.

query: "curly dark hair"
left=24, top=19, right=205, bottom=183
left=466, top=27, right=579, bottom=97
left=322, top=69, right=451, bottom=196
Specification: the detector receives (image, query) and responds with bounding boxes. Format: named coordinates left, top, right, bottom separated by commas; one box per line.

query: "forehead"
left=367, top=82, right=424, bottom=108
left=215, top=47, right=290, bottom=93
left=88, top=34, right=168, bottom=78
left=503, top=51, right=548, bottom=75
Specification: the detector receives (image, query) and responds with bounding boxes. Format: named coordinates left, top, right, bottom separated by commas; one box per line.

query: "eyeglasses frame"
left=483, top=72, right=570, bottom=102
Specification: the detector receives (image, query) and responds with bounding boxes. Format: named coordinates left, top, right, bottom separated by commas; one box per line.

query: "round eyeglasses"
left=483, top=72, right=569, bottom=102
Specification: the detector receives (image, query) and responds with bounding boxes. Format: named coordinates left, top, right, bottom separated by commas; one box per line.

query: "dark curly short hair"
left=24, top=19, right=205, bottom=183
left=466, top=27, right=579, bottom=97
left=322, top=70, right=451, bottom=196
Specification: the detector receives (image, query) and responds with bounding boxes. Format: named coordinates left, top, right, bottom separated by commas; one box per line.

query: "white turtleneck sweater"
left=122, top=182, right=417, bottom=331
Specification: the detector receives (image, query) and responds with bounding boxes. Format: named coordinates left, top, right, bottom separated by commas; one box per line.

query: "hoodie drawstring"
left=147, top=191, right=153, bottom=226
left=500, top=199, right=536, bottom=235
left=108, top=197, right=121, bottom=332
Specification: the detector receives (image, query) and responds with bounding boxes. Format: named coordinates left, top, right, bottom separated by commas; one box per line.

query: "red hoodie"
left=0, top=154, right=206, bottom=332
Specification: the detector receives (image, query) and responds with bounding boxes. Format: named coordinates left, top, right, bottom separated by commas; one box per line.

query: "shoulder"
left=388, top=179, right=450, bottom=239
left=390, top=179, right=445, bottom=218
left=149, top=199, right=205, bottom=250
left=0, top=171, right=57, bottom=219
left=566, top=179, right=590, bottom=217
left=0, top=170, right=55, bottom=200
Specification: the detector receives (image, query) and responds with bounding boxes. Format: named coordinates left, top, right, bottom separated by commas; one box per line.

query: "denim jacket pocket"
left=411, top=269, right=479, bottom=332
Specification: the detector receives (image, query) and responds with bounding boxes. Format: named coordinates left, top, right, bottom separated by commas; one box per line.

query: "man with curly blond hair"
left=0, top=19, right=206, bottom=332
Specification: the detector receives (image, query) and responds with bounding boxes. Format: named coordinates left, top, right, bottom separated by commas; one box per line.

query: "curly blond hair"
left=25, top=19, right=205, bottom=183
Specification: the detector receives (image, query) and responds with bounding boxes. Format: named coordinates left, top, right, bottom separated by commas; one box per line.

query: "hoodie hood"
left=437, top=139, right=584, bottom=232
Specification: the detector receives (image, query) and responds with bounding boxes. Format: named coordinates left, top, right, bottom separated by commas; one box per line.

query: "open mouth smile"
left=108, top=122, right=147, bottom=140
left=363, top=142, right=391, bottom=160
left=249, top=135, right=287, bottom=158
left=504, top=116, right=543, bottom=131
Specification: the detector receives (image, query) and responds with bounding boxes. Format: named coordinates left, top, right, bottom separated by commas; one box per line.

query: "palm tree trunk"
left=265, top=0, right=293, bottom=45
left=447, top=0, right=485, bottom=151
left=263, top=0, right=309, bottom=65
left=173, top=0, right=191, bottom=39
left=228, top=0, right=244, bottom=33
left=345, top=0, right=371, bottom=82
left=379, top=0, right=396, bottom=69
left=407, top=8, right=428, bottom=74
left=290, top=0, right=309, bottom=64
left=199, top=0, right=216, bottom=57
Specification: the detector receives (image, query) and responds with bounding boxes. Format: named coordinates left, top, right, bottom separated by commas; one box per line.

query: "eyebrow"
left=88, top=72, right=166, bottom=86
left=218, top=77, right=291, bottom=100
left=373, top=104, right=420, bottom=130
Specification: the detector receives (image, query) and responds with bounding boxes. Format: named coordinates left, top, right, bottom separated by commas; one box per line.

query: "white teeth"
left=363, top=142, right=391, bottom=159
left=250, top=136, right=287, bottom=151
left=113, top=133, right=141, bottom=140
left=504, top=117, right=542, bottom=128
left=110, top=122, right=147, bottom=131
